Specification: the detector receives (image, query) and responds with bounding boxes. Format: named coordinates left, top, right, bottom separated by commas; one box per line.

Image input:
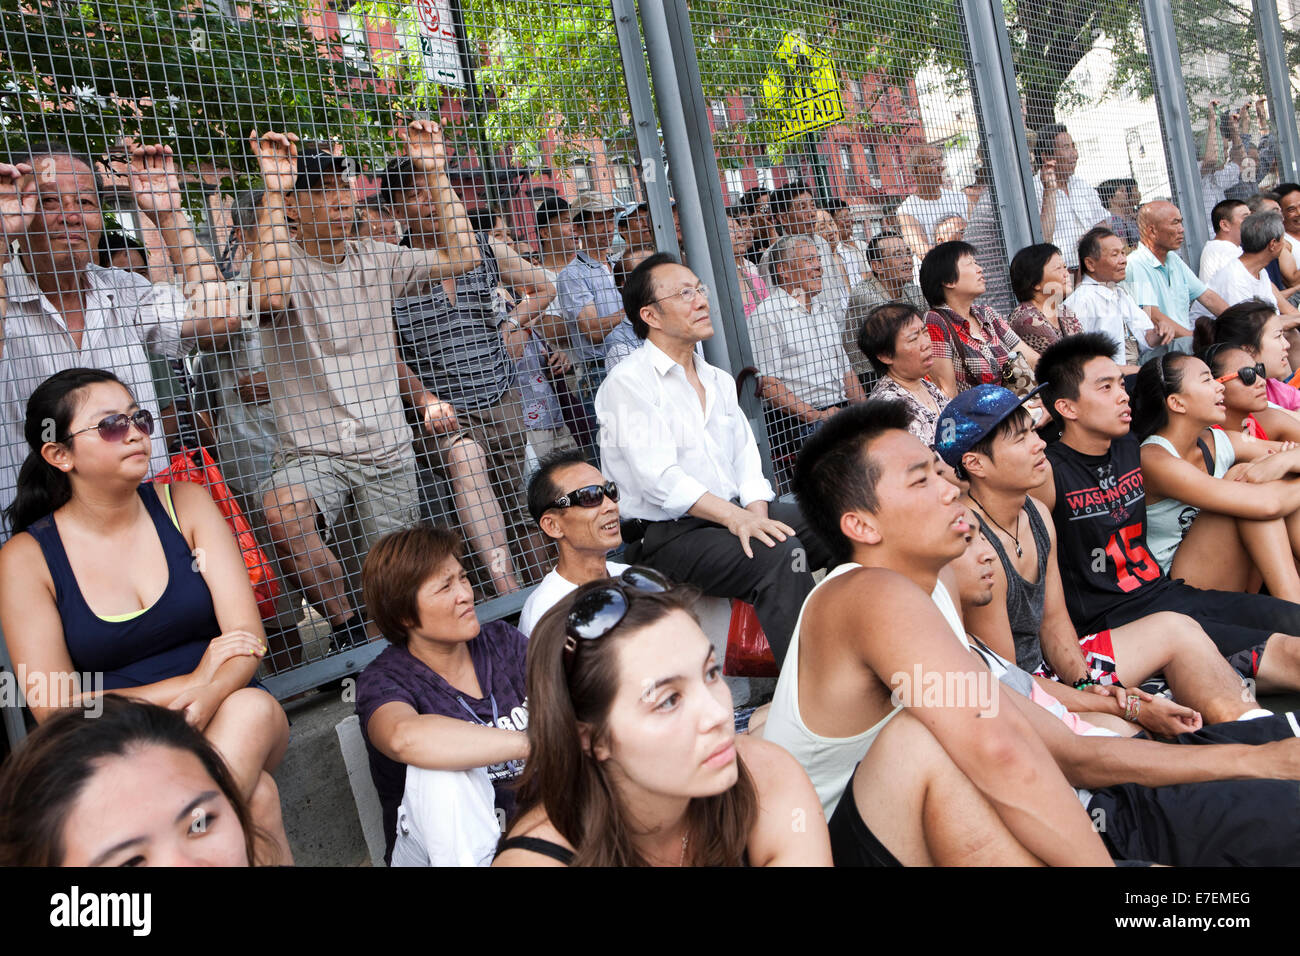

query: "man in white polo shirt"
left=517, top=449, right=628, bottom=636
left=1198, top=198, right=1248, bottom=284
left=1197, top=210, right=1299, bottom=324
left=594, top=251, right=832, bottom=664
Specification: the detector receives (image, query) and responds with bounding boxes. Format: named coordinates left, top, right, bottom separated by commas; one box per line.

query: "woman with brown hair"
left=0, top=696, right=275, bottom=866
left=355, top=523, right=528, bottom=867
left=494, top=568, right=831, bottom=867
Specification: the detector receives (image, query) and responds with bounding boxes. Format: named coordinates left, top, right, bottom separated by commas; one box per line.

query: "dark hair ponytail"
left=5, top=368, right=124, bottom=534
left=1131, top=352, right=1191, bottom=440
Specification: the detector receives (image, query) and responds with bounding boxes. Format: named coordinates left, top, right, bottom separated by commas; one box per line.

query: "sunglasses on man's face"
left=1216, top=363, right=1268, bottom=386
left=563, top=566, right=672, bottom=674
left=63, top=409, right=155, bottom=444
left=546, top=481, right=619, bottom=511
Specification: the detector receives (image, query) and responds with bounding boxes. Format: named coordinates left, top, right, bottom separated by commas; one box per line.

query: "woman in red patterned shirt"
left=920, top=240, right=1041, bottom=398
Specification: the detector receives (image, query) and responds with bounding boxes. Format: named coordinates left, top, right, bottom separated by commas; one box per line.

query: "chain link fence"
left=2, top=0, right=1299, bottom=740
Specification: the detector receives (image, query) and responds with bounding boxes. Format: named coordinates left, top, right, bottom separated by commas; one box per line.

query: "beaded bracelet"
left=1072, top=676, right=1098, bottom=690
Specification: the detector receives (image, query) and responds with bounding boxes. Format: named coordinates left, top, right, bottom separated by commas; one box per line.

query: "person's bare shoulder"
left=491, top=805, right=574, bottom=868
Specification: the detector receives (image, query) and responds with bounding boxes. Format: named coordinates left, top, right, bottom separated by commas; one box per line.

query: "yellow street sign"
left=761, top=33, right=844, bottom=141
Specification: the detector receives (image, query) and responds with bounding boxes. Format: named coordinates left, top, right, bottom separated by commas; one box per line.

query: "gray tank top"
left=973, top=498, right=1052, bottom=673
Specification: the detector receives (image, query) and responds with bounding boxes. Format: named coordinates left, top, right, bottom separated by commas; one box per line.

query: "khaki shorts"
left=525, top=424, right=579, bottom=474
left=264, top=450, right=421, bottom=554
left=415, top=388, right=531, bottom=533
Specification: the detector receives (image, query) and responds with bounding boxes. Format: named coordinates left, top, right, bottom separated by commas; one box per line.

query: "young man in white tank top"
left=762, top=399, right=1114, bottom=865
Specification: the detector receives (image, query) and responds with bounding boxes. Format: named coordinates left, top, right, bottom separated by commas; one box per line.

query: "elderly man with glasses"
left=593, top=251, right=833, bottom=665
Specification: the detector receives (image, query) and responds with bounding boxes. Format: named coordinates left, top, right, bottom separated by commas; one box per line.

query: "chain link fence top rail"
left=1, top=0, right=1298, bottom=711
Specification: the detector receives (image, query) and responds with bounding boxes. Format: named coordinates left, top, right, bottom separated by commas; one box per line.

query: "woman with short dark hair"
left=857, top=301, right=947, bottom=444
left=356, top=524, right=529, bottom=866
left=920, top=240, right=1040, bottom=397
left=1007, top=243, right=1082, bottom=354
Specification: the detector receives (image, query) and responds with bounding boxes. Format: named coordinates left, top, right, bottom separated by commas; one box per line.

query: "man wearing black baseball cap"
left=936, top=382, right=1262, bottom=729
left=246, top=121, right=481, bottom=656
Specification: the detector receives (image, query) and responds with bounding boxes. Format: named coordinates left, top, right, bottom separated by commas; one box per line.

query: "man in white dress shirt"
left=1063, top=227, right=1158, bottom=370
left=1196, top=211, right=1299, bottom=324
left=1033, top=124, right=1107, bottom=272
left=594, top=252, right=832, bottom=664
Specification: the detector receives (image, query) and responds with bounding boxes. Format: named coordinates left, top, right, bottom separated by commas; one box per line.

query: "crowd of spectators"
left=13, top=106, right=1300, bottom=869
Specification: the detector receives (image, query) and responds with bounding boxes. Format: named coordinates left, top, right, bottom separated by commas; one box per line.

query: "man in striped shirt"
left=382, top=161, right=555, bottom=595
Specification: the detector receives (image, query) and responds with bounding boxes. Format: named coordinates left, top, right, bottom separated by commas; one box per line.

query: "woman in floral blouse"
left=920, top=240, right=1041, bottom=398
left=859, top=301, right=949, bottom=445
left=1007, top=243, right=1082, bottom=354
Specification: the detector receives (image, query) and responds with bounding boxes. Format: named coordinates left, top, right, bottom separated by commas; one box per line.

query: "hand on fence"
left=1039, top=158, right=1057, bottom=192
left=249, top=129, right=300, bottom=195
left=402, top=120, right=448, bottom=173
left=545, top=347, right=573, bottom=375
left=0, top=162, right=36, bottom=243
left=237, top=371, right=272, bottom=405
left=128, top=144, right=184, bottom=217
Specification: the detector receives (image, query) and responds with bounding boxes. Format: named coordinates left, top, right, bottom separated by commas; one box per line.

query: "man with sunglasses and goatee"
left=517, top=449, right=627, bottom=637
left=595, top=252, right=832, bottom=665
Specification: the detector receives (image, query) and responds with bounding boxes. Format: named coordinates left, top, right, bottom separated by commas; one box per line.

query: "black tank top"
left=1045, top=435, right=1170, bottom=632
left=973, top=498, right=1051, bottom=673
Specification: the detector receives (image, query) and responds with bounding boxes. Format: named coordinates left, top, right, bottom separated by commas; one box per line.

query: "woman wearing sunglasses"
left=1206, top=343, right=1300, bottom=444
left=1132, top=352, right=1300, bottom=597
left=494, top=569, right=831, bottom=867
left=1192, top=299, right=1300, bottom=440
left=0, top=367, right=292, bottom=861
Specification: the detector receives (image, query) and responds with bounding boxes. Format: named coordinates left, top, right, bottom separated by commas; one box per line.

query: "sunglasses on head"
left=63, top=409, right=155, bottom=444
left=562, top=566, right=672, bottom=673
left=546, top=481, right=619, bottom=511
left=1216, top=363, right=1267, bottom=386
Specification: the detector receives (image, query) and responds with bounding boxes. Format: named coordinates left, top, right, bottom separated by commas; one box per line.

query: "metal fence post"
left=958, top=0, right=1041, bottom=260
left=635, top=0, right=735, bottom=377
left=1254, top=0, right=1300, bottom=184
left=611, top=0, right=680, bottom=258
left=1141, top=0, right=1209, bottom=265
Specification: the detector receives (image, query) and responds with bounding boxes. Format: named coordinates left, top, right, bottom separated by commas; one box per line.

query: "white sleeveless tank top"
left=763, top=563, right=968, bottom=817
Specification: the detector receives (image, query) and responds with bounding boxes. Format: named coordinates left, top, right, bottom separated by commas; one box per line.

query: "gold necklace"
left=679, top=833, right=689, bottom=866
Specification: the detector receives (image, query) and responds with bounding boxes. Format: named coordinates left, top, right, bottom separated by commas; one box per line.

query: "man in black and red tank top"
left=1036, top=332, right=1300, bottom=692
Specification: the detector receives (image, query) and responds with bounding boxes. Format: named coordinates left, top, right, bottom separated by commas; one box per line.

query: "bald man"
left=1123, top=201, right=1229, bottom=353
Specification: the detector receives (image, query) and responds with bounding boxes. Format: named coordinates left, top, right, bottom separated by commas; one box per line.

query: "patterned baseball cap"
left=934, top=383, right=1047, bottom=468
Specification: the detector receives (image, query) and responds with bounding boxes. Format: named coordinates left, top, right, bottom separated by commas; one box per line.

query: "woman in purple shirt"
left=356, top=524, right=529, bottom=865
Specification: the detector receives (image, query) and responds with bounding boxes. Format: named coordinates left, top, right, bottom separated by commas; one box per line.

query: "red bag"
left=156, top=446, right=282, bottom=622
left=723, top=600, right=779, bottom=678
